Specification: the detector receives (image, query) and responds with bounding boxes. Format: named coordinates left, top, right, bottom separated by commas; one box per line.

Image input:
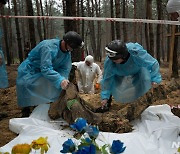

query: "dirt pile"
left=48, top=81, right=179, bottom=134
left=0, top=64, right=179, bottom=147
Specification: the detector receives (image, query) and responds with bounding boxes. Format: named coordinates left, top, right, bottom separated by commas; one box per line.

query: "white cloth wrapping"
left=0, top=104, right=179, bottom=154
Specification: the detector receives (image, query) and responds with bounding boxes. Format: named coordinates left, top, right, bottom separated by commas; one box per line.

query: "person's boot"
left=21, top=107, right=31, bottom=117
left=107, top=95, right=112, bottom=107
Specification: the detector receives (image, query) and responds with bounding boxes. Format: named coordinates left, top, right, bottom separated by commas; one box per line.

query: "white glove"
left=61, top=79, right=69, bottom=89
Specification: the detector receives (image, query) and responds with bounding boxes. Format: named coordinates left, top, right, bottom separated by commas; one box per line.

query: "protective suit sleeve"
left=101, top=88, right=112, bottom=100
left=56, top=55, right=72, bottom=80
left=72, top=62, right=78, bottom=67
left=128, top=43, right=162, bottom=83
left=95, top=64, right=102, bottom=83
left=100, top=58, right=114, bottom=100
left=40, top=46, right=65, bottom=90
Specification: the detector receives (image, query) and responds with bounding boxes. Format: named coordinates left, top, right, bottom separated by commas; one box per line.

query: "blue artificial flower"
left=84, top=138, right=92, bottom=144
left=110, top=140, right=126, bottom=154
left=70, top=118, right=88, bottom=133
left=60, top=139, right=76, bottom=153
left=85, top=125, right=99, bottom=140
left=74, top=144, right=96, bottom=154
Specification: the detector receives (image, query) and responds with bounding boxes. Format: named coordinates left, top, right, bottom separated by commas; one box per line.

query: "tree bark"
left=172, top=26, right=179, bottom=78
left=1, top=6, right=11, bottom=65
left=133, top=0, right=137, bottom=42
left=39, top=0, right=46, bottom=39
left=26, top=0, right=36, bottom=49
left=13, top=0, right=23, bottom=63
left=63, top=0, right=77, bottom=32
left=122, top=0, right=127, bottom=41
left=110, top=0, right=115, bottom=40
left=156, top=0, right=162, bottom=64
left=35, top=0, right=43, bottom=41
left=145, top=0, right=154, bottom=56
left=115, top=0, right=121, bottom=39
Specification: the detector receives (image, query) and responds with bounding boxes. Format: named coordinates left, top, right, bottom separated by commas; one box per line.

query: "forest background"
left=0, top=0, right=179, bottom=77
left=0, top=0, right=180, bottom=147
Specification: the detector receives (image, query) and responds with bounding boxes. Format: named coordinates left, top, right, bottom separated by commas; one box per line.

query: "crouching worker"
left=72, top=55, right=102, bottom=94
left=16, top=31, right=84, bottom=117
left=98, top=40, right=162, bottom=112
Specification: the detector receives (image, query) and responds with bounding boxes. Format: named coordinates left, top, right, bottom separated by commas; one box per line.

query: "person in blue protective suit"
left=0, top=0, right=8, bottom=89
left=97, top=40, right=162, bottom=113
left=166, top=0, right=180, bottom=21
left=16, top=31, right=84, bottom=117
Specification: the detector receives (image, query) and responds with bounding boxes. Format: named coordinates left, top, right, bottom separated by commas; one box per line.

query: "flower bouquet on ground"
left=60, top=117, right=126, bottom=154
left=0, top=137, right=50, bottom=154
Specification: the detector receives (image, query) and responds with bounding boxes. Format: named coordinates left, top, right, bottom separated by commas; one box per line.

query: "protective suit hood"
left=166, top=0, right=180, bottom=13
left=85, top=55, right=94, bottom=64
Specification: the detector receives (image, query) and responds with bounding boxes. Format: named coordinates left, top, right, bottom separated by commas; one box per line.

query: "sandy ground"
left=0, top=63, right=179, bottom=147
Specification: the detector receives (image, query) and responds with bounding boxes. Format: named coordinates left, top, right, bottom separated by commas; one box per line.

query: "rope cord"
left=0, top=15, right=179, bottom=25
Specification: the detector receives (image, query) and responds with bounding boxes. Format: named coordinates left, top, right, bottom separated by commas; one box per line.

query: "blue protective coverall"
left=0, top=29, right=8, bottom=89
left=0, top=49, right=8, bottom=88
left=16, top=39, right=72, bottom=107
left=101, top=42, right=162, bottom=103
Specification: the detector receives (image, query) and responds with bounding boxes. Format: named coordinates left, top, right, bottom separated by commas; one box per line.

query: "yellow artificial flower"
left=178, top=147, right=180, bottom=152
left=31, top=137, right=50, bottom=154
left=11, top=143, right=31, bottom=154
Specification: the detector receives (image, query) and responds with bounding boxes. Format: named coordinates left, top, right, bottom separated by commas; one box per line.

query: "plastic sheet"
left=0, top=104, right=179, bottom=154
